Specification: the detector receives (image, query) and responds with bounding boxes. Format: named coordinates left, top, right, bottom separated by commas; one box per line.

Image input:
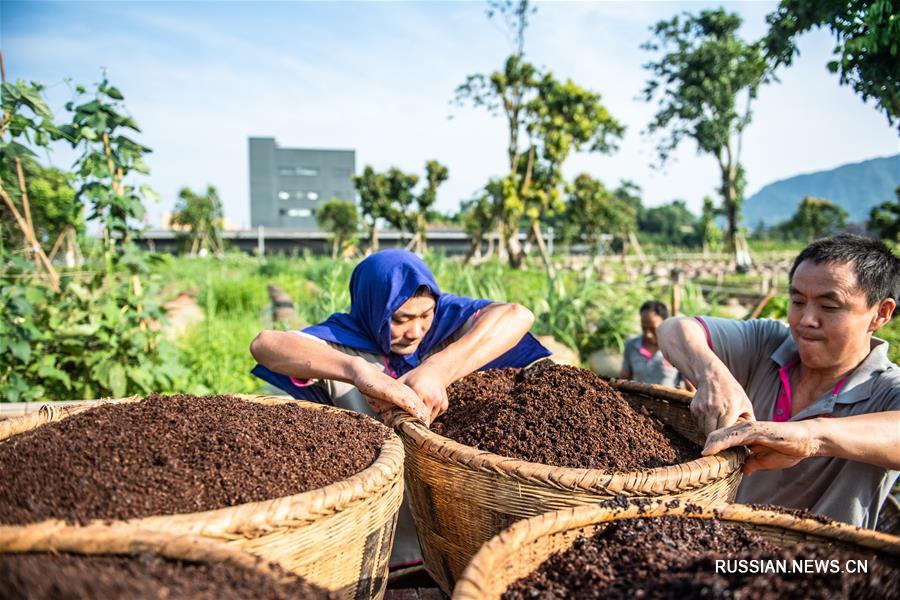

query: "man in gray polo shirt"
left=657, top=234, right=900, bottom=529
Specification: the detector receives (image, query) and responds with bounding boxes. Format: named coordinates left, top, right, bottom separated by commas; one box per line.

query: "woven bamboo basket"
left=391, top=377, right=745, bottom=593
left=0, top=523, right=325, bottom=596
left=453, top=501, right=900, bottom=600
left=877, top=494, right=900, bottom=536
left=0, top=395, right=404, bottom=600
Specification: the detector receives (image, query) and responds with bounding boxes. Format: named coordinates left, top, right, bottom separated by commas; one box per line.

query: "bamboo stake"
left=14, top=157, right=37, bottom=252
left=0, top=182, right=59, bottom=291
left=47, top=228, right=66, bottom=262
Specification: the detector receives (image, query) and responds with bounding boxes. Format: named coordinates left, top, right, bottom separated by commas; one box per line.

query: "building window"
left=279, top=208, right=313, bottom=218
left=277, top=191, right=291, bottom=200
left=297, top=167, right=318, bottom=176
left=333, top=167, right=352, bottom=178
left=306, top=191, right=319, bottom=201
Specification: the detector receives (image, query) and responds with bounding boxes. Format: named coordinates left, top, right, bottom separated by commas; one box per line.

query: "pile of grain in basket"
left=503, top=515, right=900, bottom=599
left=1, top=552, right=338, bottom=600
left=433, top=364, right=698, bottom=470
left=0, top=394, right=389, bottom=525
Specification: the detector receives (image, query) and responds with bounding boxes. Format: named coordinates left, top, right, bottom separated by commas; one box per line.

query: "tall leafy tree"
left=457, top=55, right=623, bottom=267
left=456, top=54, right=538, bottom=266
left=698, top=195, right=723, bottom=254
left=523, top=75, right=625, bottom=272
left=460, top=191, right=496, bottom=264
left=638, top=199, right=698, bottom=246
left=316, top=198, right=359, bottom=259
left=383, top=167, right=419, bottom=244
left=868, top=186, right=899, bottom=242
left=561, top=173, right=637, bottom=263
left=642, top=9, right=771, bottom=266
left=1, top=162, right=82, bottom=256
left=353, top=165, right=390, bottom=253
left=455, top=1, right=538, bottom=266
left=779, top=196, right=848, bottom=241
left=170, top=185, right=224, bottom=256
left=413, top=160, right=449, bottom=253
left=765, top=0, right=899, bottom=129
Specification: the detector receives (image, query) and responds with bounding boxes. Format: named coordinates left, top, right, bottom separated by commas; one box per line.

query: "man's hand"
left=690, top=366, right=756, bottom=435
left=398, top=362, right=450, bottom=425
left=350, top=359, right=429, bottom=423
left=703, top=420, right=818, bottom=475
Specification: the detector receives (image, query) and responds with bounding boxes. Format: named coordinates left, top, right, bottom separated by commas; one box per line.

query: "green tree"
left=868, top=186, right=899, bottom=242
left=523, top=75, right=625, bottom=272
left=455, top=1, right=541, bottom=266
left=698, top=195, right=723, bottom=254
left=642, top=9, right=771, bottom=266
left=764, top=0, right=899, bottom=129
left=316, top=198, right=359, bottom=259
left=456, top=54, right=538, bottom=266
left=383, top=167, right=419, bottom=244
left=460, top=191, right=497, bottom=264
left=413, top=160, right=449, bottom=253
left=780, top=196, right=849, bottom=241
left=637, top=199, right=698, bottom=246
left=353, top=166, right=390, bottom=253
left=457, top=64, right=623, bottom=269
left=170, top=185, right=224, bottom=257
left=561, top=173, right=637, bottom=263
left=1, top=162, right=82, bottom=262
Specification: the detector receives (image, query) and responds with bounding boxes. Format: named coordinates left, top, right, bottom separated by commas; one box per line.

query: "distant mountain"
left=743, top=154, right=899, bottom=228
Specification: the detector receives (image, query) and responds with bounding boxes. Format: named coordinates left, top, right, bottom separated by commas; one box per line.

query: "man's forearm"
left=657, top=317, right=730, bottom=385
left=812, top=411, right=900, bottom=470
left=423, top=303, right=534, bottom=384
left=250, top=330, right=361, bottom=383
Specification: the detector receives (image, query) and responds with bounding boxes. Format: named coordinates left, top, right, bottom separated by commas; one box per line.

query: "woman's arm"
left=250, top=330, right=429, bottom=421
left=399, top=302, right=535, bottom=422
left=702, top=412, right=900, bottom=474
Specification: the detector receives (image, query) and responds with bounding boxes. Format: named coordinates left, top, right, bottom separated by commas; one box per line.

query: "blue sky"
left=3, top=1, right=898, bottom=229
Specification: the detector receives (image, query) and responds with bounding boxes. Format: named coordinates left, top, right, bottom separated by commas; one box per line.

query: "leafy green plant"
left=1, top=264, right=183, bottom=401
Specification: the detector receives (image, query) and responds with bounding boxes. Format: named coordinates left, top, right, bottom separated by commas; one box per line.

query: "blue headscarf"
left=252, top=250, right=550, bottom=400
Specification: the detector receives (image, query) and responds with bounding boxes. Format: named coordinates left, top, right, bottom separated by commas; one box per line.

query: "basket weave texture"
left=0, top=395, right=404, bottom=600
left=453, top=500, right=900, bottom=600
left=0, top=523, right=298, bottom=583
left=392, top=378, right=745, bottom=593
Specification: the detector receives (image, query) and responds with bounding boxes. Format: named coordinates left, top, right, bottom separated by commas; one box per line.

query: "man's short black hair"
left=640, top=299, right=669, bottom=319
left=789, top=234, right=899, bottom=307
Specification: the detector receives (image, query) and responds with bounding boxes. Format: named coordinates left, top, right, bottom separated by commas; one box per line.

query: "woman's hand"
left=350, top=359, right=429, bottom=423
left=399, top=363, right=450, bottom=425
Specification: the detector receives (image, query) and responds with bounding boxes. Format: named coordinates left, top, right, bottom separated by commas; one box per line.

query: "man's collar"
left=770, top=334, right=892, bottom=406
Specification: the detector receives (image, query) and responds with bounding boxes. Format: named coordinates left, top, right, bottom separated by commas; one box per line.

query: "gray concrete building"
left=249, top=137, right=356, bottom=230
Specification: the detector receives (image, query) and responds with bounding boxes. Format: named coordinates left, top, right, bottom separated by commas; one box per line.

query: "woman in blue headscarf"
left=249, top=250, right=549, bottom=568
left=250, top=249, right=549, bottom=424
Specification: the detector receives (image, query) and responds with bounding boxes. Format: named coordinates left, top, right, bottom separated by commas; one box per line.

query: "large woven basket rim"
left=0, top=523, right=293, bottom=581
left=0, top=395, right=404, bottom=536
left=454, top=501, right=900, bottom=600
left=392, top=378, right=743, bottom=493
